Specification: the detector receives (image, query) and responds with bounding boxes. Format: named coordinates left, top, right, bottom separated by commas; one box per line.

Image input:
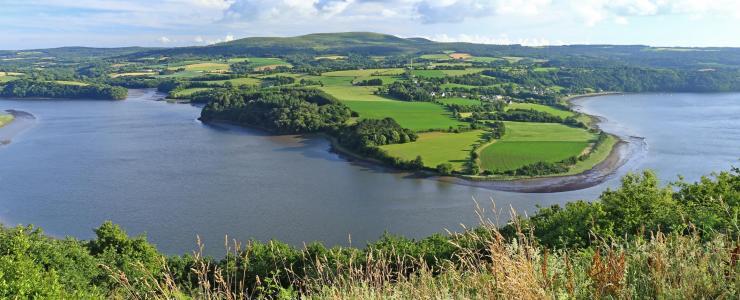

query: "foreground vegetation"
left=0, top=167, right=737, bottom=298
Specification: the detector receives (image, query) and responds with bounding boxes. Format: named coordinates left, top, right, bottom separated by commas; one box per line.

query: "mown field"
left=344, top=100, right=465, bottom=131
left=479, top=121, right=595, bottom=171
left=380, top=130, right=484, bottom=170
left=438, top=97, right=482, bottom=106
left=507, top=102, right=575, bottom=118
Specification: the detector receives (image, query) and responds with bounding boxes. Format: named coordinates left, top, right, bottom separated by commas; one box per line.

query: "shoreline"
left=0, top=109, right=36, bottom=146
left=200, top=92, right=633, bottom=193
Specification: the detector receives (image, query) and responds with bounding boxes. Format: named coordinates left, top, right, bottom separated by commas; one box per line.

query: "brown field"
left=449, top=53, right=472, bottom=60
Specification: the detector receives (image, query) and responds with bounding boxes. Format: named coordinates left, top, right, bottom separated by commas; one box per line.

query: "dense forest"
left=0, top=79, right=127, bottom=100
left=1, top=168, right=737, bottom=298
left=199, top=88, right=352, bottom=134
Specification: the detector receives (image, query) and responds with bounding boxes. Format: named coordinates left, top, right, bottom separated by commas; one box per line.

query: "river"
left=0, top=90, right=738, bottom=254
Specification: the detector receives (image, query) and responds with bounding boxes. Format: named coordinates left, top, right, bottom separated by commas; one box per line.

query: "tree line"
left=0, top=79, right=127, bottom=100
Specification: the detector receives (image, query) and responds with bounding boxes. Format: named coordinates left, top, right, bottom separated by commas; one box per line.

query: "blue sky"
left=2, top=0, right=740, bottom=49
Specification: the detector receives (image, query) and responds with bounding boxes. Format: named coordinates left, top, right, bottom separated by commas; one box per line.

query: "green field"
left=171, top=87, right=212, bottom=98
left=468, top=56, right=502, bottom=63
left=322, top=68, right=404, bottom=77
left=319, top=85, right=388, bottom=102
left=0, top=76, right=18, bottom=83
left=438, top=97, right=482, bottom=106
left=179, top=63, right=230, bottom=72
left=420, top=54, right=451, bottom=61
left=440, top=68, right=486, bottom=76
left=55, top=80, right=89, bottom=86
left=343, top=100, right=465, bottom=131
left=564, top=134, right=618, bottom=175
left=479, top=121, right=595, bottom=171
left=507, top=102, right=575, bottom=119
left=410, top=70, right=445, bottom=78
left=0, top=113, right=14, bottom=127
left=208, top=77, right=261, bottom=86
left=380, top=130, right=484, bottom=170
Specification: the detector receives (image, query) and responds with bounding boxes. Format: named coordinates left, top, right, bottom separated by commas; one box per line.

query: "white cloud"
left=430, top=33, right=563, bottom=46
left=158, top=36, right=171, bottom=43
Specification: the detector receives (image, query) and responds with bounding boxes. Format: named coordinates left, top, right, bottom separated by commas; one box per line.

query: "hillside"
left=121, top=32, right=740, bottom=70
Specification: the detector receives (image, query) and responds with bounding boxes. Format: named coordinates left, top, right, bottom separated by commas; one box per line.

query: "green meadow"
left=343, top=100, right=465, bottom=131
left=322, top=68, right=404, bottom=77
left=380, top=130, right=485, bottom=170
left=507, top=102, right=575, bottom=119
left=479, top=121, right=595, bottom=171
left=438, top=97, right=482, bottom=106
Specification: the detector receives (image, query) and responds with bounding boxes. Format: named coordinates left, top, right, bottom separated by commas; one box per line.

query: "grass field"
left=564, top=134, right=618, bottom=175
left=208, top=77, right=261, bottom=86
left=440, top=68, right=486, bottom=76
left=0, top=76, right=18, bottom=83
left=479, top=121, right=595, bottom=171
left=322, top=68, right=404, bottom=77
left=343, top=100, right=465, bottom=131
left=410, top=70, right=445, bottom=78
left=0, top=113, right=14, bottom=128
left=55, top=80, right=89, bottom=86
left=158, top=71, right=204, bottom=78
left=438, top=97, right=482, bottom=106
left=507, top=102, right=575, bottom=119
left=178, top=63, right=230, bottom=72
left=380, top=130, right=484, bottom=170
left=109, top=72, right=156, bottom=78
left=468, top=56, right=503, bottom=63
left=319, top=85, right=388, bottom=102
left=420, top=54, right=451, bottom=61
left=171, top=87, right=212, bottom=98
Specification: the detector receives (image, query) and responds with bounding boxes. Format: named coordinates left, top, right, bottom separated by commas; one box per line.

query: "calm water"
left=0, top=90, right=738, bottom=254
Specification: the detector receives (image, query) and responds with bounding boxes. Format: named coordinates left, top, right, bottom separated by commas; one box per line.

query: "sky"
left=1, top=0, right=740, bottom=49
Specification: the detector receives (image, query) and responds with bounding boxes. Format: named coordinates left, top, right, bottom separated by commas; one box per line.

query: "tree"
left=436, top=163, right=454, bottom=175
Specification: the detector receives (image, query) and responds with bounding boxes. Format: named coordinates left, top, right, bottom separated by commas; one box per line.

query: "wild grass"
left=110, top=204, right=740, bottom=300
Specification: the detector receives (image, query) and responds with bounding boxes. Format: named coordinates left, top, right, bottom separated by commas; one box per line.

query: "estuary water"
left=0, top=90, right=738, bottom=254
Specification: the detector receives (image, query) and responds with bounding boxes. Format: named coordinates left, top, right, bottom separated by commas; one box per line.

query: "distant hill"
left=3, top=32, right=740, bottom=70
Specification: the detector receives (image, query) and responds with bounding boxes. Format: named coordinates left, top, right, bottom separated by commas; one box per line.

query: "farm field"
left=438, top=97, right=482, bottom=106
left=109, top=72, right=156, bottom=78
left=380, top=130, right=485, bottom=170
left=0, top=75, right=18, bottom=83
left=322, top=68, right=404, bottom=77
left=420, top=54, right=451, bottom=60
left=55, top=80, right=89, bottom=86
left=208, top=77, right=261, bottom=86
left=507, top=102, right=575, bottom=119
left=319, top=85, right=388, bottom=102
left=479, top=121, right=595, bottom=171
left=343, top=100, right=465, bottom=131
left=171, top=87, right=211, bottom=98
left=176, top=62, right=230, bottom=72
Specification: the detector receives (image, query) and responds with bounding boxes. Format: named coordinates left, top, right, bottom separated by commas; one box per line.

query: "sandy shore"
left=0, top=109, right=36, bottom=146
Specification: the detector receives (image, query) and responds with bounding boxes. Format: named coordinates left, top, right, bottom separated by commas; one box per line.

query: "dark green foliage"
left=354, top=78, right=383, bottom=86
left=512, top=168, right=740, bottom=248
left=337, top=118, right=417, bottom=148
left=1, top=79, right=127, bottom=100
left=383, top=81, right=436, bottom=102
left=261, top=75, right=295, bottom=87
left=436, top=163, right=454, bottom=175
left=200, top=87, right=352, bottom=134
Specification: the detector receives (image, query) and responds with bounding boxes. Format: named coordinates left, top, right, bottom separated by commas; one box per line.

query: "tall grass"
left=107, top=204, right=739, bottom=299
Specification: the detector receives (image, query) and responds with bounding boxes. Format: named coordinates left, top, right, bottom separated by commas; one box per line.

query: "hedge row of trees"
left=0, top=79, right=127, bottom=100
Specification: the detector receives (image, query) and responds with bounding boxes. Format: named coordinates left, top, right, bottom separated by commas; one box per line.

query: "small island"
left=0, top=112, right=13, bottom=128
